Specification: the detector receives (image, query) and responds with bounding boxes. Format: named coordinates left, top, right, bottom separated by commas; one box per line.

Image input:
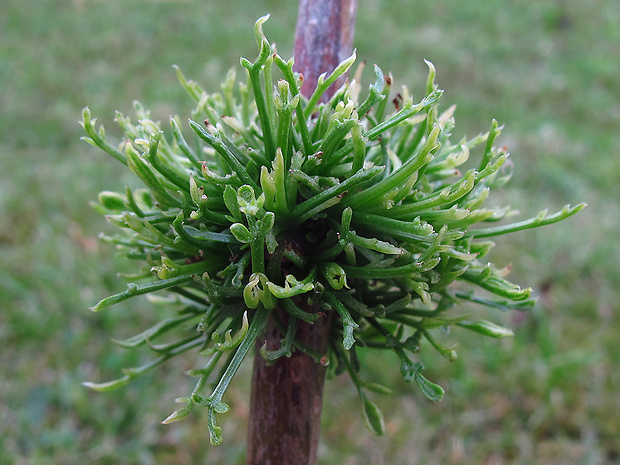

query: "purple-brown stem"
left=294, top=0, right=358, bottom=99
left=246, top=308, right=332, bottom=465
left=245, top=2, right=357, bottom=464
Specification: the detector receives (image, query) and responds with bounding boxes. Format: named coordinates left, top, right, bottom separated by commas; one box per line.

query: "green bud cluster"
left=81, top=16, right=584, bottom=444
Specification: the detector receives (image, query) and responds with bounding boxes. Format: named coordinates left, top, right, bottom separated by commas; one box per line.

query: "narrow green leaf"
left=415, top=372, right=444, bottom=401
left=112, top=314, right=195, bottom=348
left=362, top=382, right=395, bottom=396
left=98, top=191, right=126, bottom=211
left=90, top=275, right=195, bottom=311
left=82, top=376, right=131, bottom=392
left=324, top=292, right=359, bottom=350
left=319, top=262, right=349, bottom=290
left=281, top=298, right=321, bottom=323
left=237, top=185, right=264, bottom=216
left=363, top=89, right=442, bottom=141
left=461, top=269, right=532, bottom=301
left=304, top=50, right=357, bottom=118
left=229, top=222, right=253, bottom=244
left=457, top=320, right=514, bottom=338
left=290, top=165, right=384, bottom=224
left=361, top=394, right=386, bottom=436
left=190, top=120, right=259, bottom=191
left=161, top=402, right=193, bottom=424
left=468, top=203, right=587, bottom=238
left=207, top=409, right=223, bottom=446
left=345, top=124, right=439, bottom=209
left=81, top=107, right=127, bottom=164
left=124, top=142, right=182, bottom=208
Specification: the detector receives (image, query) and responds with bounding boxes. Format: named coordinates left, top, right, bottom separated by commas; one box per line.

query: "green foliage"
left=81, top=16, right=584, bottom=444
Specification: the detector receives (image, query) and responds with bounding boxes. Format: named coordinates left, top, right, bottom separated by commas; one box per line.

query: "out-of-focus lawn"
left=1, top=0, right=618, bottom=463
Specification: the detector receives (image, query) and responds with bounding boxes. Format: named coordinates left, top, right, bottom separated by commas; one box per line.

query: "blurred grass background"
left=1, top=0, right=618, bottom=463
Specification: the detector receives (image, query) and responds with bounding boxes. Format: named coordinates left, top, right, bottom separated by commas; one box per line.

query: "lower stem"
left=245, top=307, right=331, bottom=465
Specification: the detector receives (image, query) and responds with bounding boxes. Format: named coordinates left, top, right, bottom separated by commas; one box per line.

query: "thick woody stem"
left=246, top=308, right=332, bottom=465
left=245, top=3, right=357, bottom=464
left=294, top=0, right=358, bottom=99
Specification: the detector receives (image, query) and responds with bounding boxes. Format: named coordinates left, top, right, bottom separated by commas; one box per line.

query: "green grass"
left=1, top=0, right=618, bottom=463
